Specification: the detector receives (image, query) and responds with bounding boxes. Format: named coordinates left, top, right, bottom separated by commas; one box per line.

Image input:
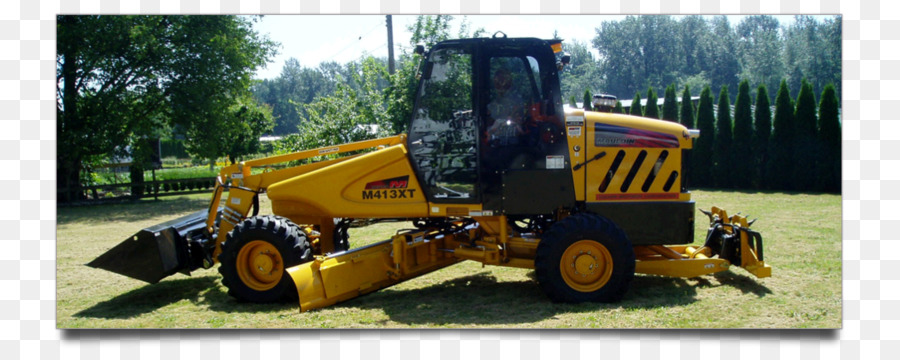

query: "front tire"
left=218, top=216, right=312, bottom=303
left=535, top=213, right=635, bottom=303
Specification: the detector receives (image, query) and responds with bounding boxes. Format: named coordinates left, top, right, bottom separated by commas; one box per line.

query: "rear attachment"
left=87, top=208, right=223, bottom=283
left=634, top=207, right=771, bottom=278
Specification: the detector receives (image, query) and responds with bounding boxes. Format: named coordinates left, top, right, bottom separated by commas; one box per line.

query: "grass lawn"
left=57, top=190, right=841, bottom=328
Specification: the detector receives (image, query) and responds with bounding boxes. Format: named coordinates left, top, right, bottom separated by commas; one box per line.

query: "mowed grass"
left=57, top=190, right=841, bottom=328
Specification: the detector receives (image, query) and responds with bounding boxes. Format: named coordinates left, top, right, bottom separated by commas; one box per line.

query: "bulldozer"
left=89, top=35, right=771, bottom=312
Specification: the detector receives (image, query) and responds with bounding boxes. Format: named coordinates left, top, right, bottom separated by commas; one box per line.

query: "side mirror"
left=422, top=60, right=433, bottom=80
left=414, top=43, right=426, bottom=56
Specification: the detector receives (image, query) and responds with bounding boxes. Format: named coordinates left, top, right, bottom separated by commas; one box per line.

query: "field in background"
left=57, top=190, right=841, bottom=328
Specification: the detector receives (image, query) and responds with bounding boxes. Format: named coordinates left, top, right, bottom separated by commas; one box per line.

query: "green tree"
left=57, top=15, right=276, bottom=202
left=279, top=58, right=393, bottom=153
left=713, top=85, right=733, bottom=188
left=569, top=95, right=578, bottom=108
left=771, top=79, right=795, bottom=190
left=560, top=40, right=602, bottom=101
left=678, top=16, right=712, bottom=77
left=662, top=84, right=678, bottom=122
left=644, top=87, right=660, bottom=119
left=679, top=85, right=695, bottom=129
left=817, top=83, right=841, bottom=193
left=707, top=16, right=741, bottom=97
left=185, top=95, right=274, bottom=165
left=583, top=90, right=593, bottom=111
left=783, top=16, right=841, bottom=98
left=613, top=101, right=624, bottom=114
left=253, top=58, right=335, bottom=135
left=736, top=16, right=784, bottom=100
left=630, top=92, right=643, bottom=116
left=794, top=78, right=819, bottom=190
left=692, top=86, right=716, bottom=187
left=384, top=15, right=473, bottom=134
left=593, top=16, right=680, bottom=98
left=753, top=84, right=772, bottom=189
left=732, top=80, right=753, bottom=188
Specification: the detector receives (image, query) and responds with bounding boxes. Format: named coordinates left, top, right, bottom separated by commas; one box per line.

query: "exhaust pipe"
left=87, top=208, right=221, bottom=284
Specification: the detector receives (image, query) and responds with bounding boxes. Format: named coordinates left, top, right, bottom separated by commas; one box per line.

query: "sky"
left=250, top=15, right=804, bottom=80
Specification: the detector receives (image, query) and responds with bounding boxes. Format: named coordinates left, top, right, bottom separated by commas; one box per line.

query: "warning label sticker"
left=567, top=126, right=582, bottom=137
left=546, top=155, right=565, bottom=169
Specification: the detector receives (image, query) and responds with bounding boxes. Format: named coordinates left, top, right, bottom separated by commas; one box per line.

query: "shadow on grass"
left=58, top=196, right=211, bottom=225
left=708, top=271, right=773, bottom=297
left=74, top=276, right=298, bottom=319
left=75, top=276, right=220, bottom=319
left=317, top=271, right=705, bottom=326
left=74, top=270, right=769, bottom=324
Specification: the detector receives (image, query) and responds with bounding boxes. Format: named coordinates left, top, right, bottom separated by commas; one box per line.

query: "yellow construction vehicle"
left=89, top=35, right=770, bottom=311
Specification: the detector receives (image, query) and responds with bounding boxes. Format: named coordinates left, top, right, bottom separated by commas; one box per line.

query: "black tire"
left=218, top=215, right=313, bottom=303
left=534, top=213, right=635, bottom=303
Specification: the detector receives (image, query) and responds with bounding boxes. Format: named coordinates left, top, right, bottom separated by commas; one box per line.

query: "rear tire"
left=535, top=213, right=635, bottom=303
left=218, top=216, right=313, bottom=303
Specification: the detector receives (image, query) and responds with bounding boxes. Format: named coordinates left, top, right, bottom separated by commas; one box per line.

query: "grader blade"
left=88, top=209, right=221, bottom=283
left=287, top=228, right=468, bottom=311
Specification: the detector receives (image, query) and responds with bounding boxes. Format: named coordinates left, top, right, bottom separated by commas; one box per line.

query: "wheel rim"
left=236, top=240, right=284, bottom=291
left=559, top=239, right=614, bottom=292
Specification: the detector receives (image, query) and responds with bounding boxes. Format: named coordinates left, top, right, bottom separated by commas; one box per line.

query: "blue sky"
left=251, top=15, right=806, bottom=80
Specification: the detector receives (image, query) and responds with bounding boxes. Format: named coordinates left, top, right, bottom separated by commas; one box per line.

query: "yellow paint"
left=581, top=110, right=693, bottom=203
left=236, top=240, right=284, bottom=291
left=267, top=144, right=429, bottom=219
left=560, top=240, right=613, bottom=292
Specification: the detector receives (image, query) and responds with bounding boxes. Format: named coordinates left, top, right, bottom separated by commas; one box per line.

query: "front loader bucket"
left=88, top=209, right=218, bottom=283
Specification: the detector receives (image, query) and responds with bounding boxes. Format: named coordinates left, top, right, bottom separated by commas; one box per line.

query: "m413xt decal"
left=362, top=176, right=416, bottom=200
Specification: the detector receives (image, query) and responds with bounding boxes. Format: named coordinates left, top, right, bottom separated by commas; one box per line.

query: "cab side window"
left=408, top=47, right=478, bottom=201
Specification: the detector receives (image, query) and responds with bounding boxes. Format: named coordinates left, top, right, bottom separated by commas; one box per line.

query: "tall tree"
left=782, top=16, right=841, bottom=97
left=732, top=80, right=753, bottom=188
left=613, top=101, right=624, bottom=114
left=753, top=84, right=772, bottom=189
left=713, top=85, right=734, bottom=188
left=569, top=95, right=578, bottom=108
left=677, top=16, right=711, bottom=77
left=662, top=84, right=678, bottom=122
left=385, top=15, right=468, bottom=134
left=794, top=78, right=819, bottom=190
left=707, top=16, right=741, bottom=97
left=771, top=79, right=795, bottom=190
left=560, top=40, right=603, bottom=101
left=817, top=83, right=841, bottom=193
left=57, top=15, right=276, bottom=202
left=679, top=85, right=695, bottom=129
left=594, top=16, right=644, bottom=99
left=279, top=58, right=393, bottom=153
left=630, top=92, right=643, bottom=116
left=692, top=86, right=716, bottom=188
left=736, top=15, right=784, bottom=99
left=644, top=87, right=660, bottom=119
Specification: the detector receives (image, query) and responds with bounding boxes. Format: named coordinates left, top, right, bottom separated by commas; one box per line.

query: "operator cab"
left=407, top=37, right=575, bottom=215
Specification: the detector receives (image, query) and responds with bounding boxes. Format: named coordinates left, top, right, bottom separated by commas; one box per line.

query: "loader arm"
left=207, top=135, right=408, bottom=261
left=89, top=135, right=408, bottom=284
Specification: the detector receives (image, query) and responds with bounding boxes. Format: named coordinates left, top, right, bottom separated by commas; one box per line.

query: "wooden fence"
left=58, top=177, right=218, bottom=205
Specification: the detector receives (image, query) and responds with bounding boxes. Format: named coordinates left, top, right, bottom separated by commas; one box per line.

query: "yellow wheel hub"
left=560, top=239, right=614, bottom=292
left=236, top=240, right=284, bottom=291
